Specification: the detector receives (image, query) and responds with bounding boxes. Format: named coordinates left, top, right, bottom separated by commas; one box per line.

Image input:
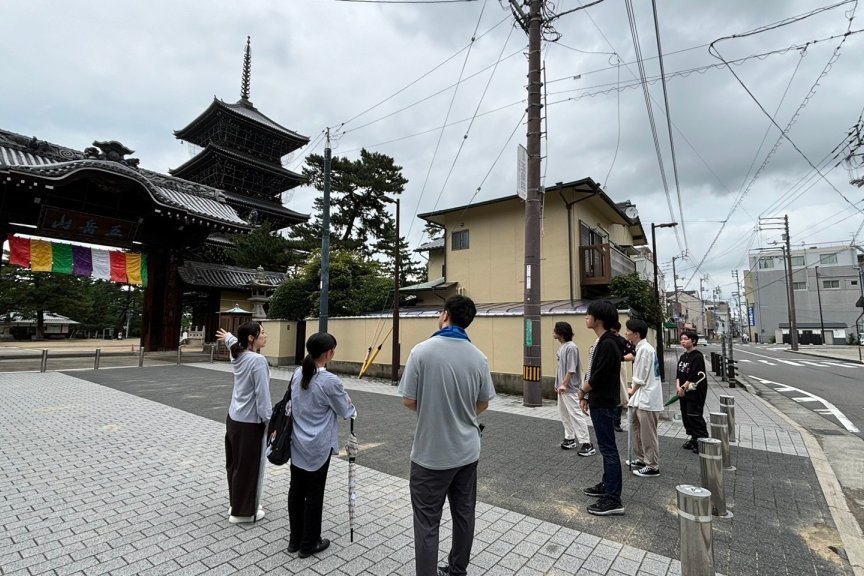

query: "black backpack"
left=266, top=384, right=293, bottom=466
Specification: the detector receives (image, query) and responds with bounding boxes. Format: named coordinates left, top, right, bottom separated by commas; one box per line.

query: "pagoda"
left=171, top=37, right=309, bottom=230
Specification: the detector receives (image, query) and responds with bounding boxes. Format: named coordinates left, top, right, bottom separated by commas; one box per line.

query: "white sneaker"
left=229, top=508, right=265, bottom=523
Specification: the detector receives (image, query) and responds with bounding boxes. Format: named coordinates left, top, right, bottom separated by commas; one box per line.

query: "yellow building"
left=408, top=178, right=646, bottom=305
left=273, top=178, right=650, bottom=396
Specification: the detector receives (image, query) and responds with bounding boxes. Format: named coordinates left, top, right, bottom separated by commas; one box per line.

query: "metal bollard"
left=94, top=348, right=101, bottom=370
left=726, top=359, right=737, bottom=388
left=698, top=437, right=732, bottom=518
left=41, top=349, right=48, bottom=373
left=209, top=343, right=215, bottom=364
left=709, top=412, right=735, bottom=471
left=719, top=396, right=736, bottom=442
left=677, top=485, right=715, bottom=576
left=138, top=346, right=145, bottom=368
left=176, top=346, right=182, bottom=366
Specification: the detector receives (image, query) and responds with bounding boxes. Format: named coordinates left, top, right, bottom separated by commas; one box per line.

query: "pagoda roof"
left=170, top=143, right=305, bottom=196
left=174, top=98, right=309, bottom=150
left=0, top=129, right=251, bottom=231
left=221, top=190, right=308, bottom=227
left=179, top=260, right=285, bottom=289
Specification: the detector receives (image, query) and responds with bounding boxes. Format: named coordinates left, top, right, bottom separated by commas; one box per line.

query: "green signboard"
left=525, top=318, right=533, bottom=346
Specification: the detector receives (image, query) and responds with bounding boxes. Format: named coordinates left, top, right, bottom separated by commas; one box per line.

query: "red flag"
left=8, top=235, right=30, bottom=267
left=110, top=251, right=127, bottom=283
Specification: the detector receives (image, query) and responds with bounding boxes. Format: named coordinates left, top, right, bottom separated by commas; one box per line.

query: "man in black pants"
left=676, top=330, right=707, bottom=453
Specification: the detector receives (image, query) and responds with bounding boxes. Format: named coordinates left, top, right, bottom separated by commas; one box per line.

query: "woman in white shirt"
left=217, top=323, right=272, bottom=524
left=288, top=333, right=357, bottom=558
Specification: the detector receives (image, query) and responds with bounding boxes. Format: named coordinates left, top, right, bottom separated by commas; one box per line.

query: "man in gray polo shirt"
left=398, top=295, right=496, bottom=576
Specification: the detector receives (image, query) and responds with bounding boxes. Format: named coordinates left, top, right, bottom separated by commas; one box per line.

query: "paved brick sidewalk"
left=2, top=367, right=855, bottom=575
left=1, top=372, right=688, bottom=576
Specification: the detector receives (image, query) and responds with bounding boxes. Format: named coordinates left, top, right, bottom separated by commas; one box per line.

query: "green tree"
left=268, top=276, right=316, bottom=321
left=225, top=221, right=300, bottom=272
left=303, top=250, right=391, bottom=317
left=296, top=149, right=408, bottom=255
left=609, top=273, right=663, bottom=327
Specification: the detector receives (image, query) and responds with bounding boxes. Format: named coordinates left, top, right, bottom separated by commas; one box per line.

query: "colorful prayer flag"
left=30, top=240, right=53, bottom=272
left=109, top=251, right=127, bottom=283
left=7, top=235, right=30, bottom=267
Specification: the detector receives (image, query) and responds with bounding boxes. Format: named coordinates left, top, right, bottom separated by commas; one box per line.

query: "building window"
left=451, top=229, right=469, bottom=251
left=792, top=281, right=807, bottom=290
left=823, top=279, right=840, bottom=289
left=758, top=257, right=774, bottom=269
left=820, top=253, right=838, bottom=264
left=790, top=256, right=805, bottom=267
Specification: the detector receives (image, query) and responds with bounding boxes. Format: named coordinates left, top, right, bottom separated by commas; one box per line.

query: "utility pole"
left=699, top=276, right=707, bottom=336
left=759, top=216, right=798, bottom=350
left=815, top=265, right=825, bottom=345
left=512, top=0, right=544, bottom=407
left=319, top=128, right=332, bottom=333
left=392, top=198, right=401, bottom=381
left=672, top=256, right=680, bottom=339
left=651, top=222, right=677, bottom=380
left=784, top=216, right=799, bottom=350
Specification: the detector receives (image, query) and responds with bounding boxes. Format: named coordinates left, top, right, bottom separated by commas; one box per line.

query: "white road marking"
left=746, top=375, right=860, bottom=433
left=777, top=359, right=805, bottom=366
left=801, top=361, right=828, bottom=367
left=775, top=387, right=796, bottom=392
left=823, top=362, right=856, bottom=368
left=739, top=358, right=753, bottom=363
left=758, top=359, right=777, bottom=366
left=793, top=397, right=820, bottom=403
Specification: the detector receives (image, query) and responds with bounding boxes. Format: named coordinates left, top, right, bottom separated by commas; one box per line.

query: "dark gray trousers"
left=409, top=460, right=478, bottom=576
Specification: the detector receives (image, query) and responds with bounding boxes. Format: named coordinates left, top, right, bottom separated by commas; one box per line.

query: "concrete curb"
left=738, top=374, right=864, bottom=575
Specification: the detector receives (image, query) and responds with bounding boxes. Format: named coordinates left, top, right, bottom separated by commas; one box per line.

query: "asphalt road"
left=701, top=343, right=864, bottom=438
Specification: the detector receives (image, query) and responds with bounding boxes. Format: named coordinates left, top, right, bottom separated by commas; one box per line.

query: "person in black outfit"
left=579, top=300, right=625, bottom=516
left=676, top=330, right=707, bottom=453
left=610, top=322, right=635, bottom=432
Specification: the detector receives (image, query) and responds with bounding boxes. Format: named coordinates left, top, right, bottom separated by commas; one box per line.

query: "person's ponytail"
left=231, top=322, right=261, bottom=359
left=300, top=332, right=338, bottom=389
left=300, top=354, right=317, bottom=389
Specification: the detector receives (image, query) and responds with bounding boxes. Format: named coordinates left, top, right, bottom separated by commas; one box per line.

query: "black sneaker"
left=588, top=497, right=625, bottom=516
left=437, top=566, right=451, bottom=576
left=287, top=541, right=300, bottom=553
left=633, top=466, right=660, bottom=478
left=582, top=482, right=605, bottom=497
left=561, top=438, right=577, bottom=450
left=625, top=459, right=646, bottom=467
left=682, top=439, right=697, bottom=450
left=577, top=443, right=596, bottom=457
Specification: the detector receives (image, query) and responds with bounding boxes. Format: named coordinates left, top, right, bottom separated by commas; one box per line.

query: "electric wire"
left=406, top=0, right=490, bottom=240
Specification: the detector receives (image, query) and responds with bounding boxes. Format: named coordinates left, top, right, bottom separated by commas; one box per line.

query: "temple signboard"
left=37, top=206, right=138, bottom=247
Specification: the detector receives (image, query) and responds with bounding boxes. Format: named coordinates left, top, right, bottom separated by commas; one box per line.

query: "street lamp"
left=651, top=222, right=678, bottom=380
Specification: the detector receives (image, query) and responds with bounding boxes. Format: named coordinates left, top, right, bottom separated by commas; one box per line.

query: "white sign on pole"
left=517, top=144, right=528, bottom=200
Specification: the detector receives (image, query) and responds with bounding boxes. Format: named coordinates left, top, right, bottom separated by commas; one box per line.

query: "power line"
left=623, top=0, right=685, bottom=253
left=335, top=0, right=479, bottom=3
left=406, top=0, right=491, bottom=239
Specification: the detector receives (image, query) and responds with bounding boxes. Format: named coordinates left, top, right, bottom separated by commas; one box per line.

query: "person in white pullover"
left=624, top=318, right=664, bottom=477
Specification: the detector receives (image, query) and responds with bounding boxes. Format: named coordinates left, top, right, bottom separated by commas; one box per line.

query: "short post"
left=676, top=485, right=715, bottom=576
left=720, top=334, right=727, bottom=381
left=698, top=437, right=732, bottom=518
left=209, top=343, right=215, bottom=364
left=138, top=346, right=145, bottom=368
left=719, top=395, right=736, bottom=442
left=176, top=346, right=182, bottom=366
left=94, top=348, right=102, bottom=370
left=709, top=412, right=735, bottom=471
left=728, top=333, right=736, bottom=388
left=40, top=349, right=48, bottom=373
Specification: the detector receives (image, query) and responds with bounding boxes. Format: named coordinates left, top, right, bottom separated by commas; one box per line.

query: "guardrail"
left=0, top=344, right=219, bottom=372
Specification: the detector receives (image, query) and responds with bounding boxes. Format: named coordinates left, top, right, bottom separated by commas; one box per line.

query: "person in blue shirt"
left=287, top=333, right=356, bottom=558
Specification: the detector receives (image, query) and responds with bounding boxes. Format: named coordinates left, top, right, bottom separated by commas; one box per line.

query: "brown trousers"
left=225, top=416, right=266, bottom=518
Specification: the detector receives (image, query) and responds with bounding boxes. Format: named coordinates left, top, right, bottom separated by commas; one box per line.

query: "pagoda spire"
left=240, top=36, right=252, bottom=105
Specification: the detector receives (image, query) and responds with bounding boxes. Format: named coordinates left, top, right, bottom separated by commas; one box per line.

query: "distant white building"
left=745, top=243, right=863, bottom=344
left=0, top=312, right=79, bottom=339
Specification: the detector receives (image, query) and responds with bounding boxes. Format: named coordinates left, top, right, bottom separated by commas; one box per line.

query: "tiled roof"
left=171, top=143, right=304, bottom=182
left=415, top=237, right=444, bottom=252
left=223, top=101, right=308, bottom=142
left=178, top=260, right=285, bottom=289
left=174, top=98, right=308, bottom=149
left=0, top=129, right=250, bottom=230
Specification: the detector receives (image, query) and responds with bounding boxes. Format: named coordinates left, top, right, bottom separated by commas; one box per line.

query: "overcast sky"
left=2, top=0, right=862, bottom=304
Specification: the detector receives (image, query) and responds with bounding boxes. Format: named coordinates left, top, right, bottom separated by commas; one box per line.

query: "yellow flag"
left=125, top=253, right=143, bottom=285
left=30, top=240, right=53, bottom=272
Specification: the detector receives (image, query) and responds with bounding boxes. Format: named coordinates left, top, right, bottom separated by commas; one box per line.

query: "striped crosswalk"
left=738, top=358, right=857, bottom=368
